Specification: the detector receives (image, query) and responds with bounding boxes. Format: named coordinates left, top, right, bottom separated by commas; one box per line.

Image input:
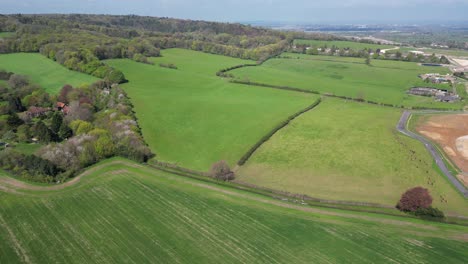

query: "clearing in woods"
left=105, top=48, right=316, bottom=171
left=0, top=158, right=467, bottom=263
left=0, top=53, right=99, bottom=94
left=236, top=98, right=468, bottom=216
left=230, top=53, right=459, bottom=109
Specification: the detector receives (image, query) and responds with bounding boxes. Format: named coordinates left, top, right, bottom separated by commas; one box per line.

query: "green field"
left=237, top=98, right=468, bottom=216
left=231, top=53, right=459, bottom=109
left=294, top=39, right=395, bottom=50
left=0, top=32, right=14, bottom=38
left=0, top=53, right=99, bottom=94
left=105, top=48, right=316, bottom=171
left=1, top=158, right=467, bottom=263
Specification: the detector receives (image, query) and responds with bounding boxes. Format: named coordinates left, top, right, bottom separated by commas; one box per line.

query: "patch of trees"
left=0, top=149, right=62, bottom=182
left=396, top=187, right=445, bottom=220
left=0, top=73, right=153, bottom=183
left=0, top=14, right=341, bottom=71
left=291, top=44, right=451, bottom=64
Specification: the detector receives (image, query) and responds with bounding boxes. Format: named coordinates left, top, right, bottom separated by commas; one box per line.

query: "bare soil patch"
left=417, top=114, right=468, bottom=176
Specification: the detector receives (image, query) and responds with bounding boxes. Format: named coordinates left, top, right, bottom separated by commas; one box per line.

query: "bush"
left=210, top=160, right=235, bottom=181
left=396, top=187, right=432, bottom=212
left=414, top=207, right=445, bottom=219
left=159, top=63, right=178, bottom=69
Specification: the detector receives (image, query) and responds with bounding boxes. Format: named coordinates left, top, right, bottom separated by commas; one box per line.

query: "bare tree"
left=210, top=160, right=235, bottom=181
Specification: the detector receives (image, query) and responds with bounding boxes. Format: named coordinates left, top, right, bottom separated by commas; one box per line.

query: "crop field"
left=1, top=158, right=468, bottom=263
left=231, top=53, right=460, bottom=109
left=293, top=39, right=394, bottom=50
left=0, top=53, right=99, bottom=94
left=237, top=98, right=468, bottom=216
left=105, top=48, right=316, bottom=171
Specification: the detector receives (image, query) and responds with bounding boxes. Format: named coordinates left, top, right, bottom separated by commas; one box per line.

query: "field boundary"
left=237, top=98, right=322, bottom=165
left=229, top=79, right=460, bottom=111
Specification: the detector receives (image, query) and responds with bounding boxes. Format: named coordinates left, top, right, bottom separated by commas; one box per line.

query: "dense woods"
left=0, top=14, right=333, bottom=77
left=0, top=71, right=152, bottom=182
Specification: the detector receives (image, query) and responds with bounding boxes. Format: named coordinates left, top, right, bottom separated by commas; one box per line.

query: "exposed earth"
left=416, top=114, right=468, bottom=185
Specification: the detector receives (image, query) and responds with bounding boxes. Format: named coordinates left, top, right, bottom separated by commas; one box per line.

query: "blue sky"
left=1, top=0, right=468, bottom=23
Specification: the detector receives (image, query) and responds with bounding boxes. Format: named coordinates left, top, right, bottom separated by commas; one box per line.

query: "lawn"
left=105, top=48, right=316, bottom=171
left=293, top=39, right=395, bottom=50
left=0, top=32, right=14, bottom=38
left=237, top=98, right=468, bottom=216
left=0, top=53, right=99, bottom=94
left=230, top=53, right=460, bottom=109
left=1, top=158, right=467, bottom=263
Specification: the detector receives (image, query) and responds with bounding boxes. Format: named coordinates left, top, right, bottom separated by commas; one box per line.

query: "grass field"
left=1, top=158, right=467, bottom=263
left=293, top=39, right=395, bottom=50
left=237, top=98, right=468, bottom=216
left=0, top=53, right=99, bottom=94
left=105, top=48, right=316, bottom=171
left=0, top=32, right=14, bottom=38
left=231, top=53, right=460, bottom=109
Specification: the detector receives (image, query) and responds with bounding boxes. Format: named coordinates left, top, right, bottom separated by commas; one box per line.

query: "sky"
left=1, top=0, right=468, bottom=24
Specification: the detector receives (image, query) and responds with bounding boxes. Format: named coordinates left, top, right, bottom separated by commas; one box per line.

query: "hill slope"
left=1, top=158, right=467, bottom=263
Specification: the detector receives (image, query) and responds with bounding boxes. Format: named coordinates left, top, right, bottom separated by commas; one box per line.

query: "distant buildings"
left=407, top=87, right=459, bottom=103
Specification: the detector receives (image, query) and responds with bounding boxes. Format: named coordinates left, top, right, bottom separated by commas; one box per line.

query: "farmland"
left=105, top=48, right=316, bottom=171
left=293, top=39, right=394, bottom=50
left=230, top=53, right=459, bottom=109
left=0, top=53, right=99, bottom=94
left=1, top=158, right=468, bottom=263
left=236, top=98, right=468, bottom=216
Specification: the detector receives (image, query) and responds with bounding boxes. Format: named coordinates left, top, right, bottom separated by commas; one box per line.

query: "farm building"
left=408, top=87, right=459, bottom=102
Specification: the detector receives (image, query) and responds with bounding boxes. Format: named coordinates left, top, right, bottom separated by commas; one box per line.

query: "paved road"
left=397, top=111, right=468, bottom=198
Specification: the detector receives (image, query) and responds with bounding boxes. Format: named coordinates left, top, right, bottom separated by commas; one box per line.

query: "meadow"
left=1, top=158, right=468, bottom=263
left=0, top=32, right=13, bottom=38
left=105, top=48, right=316, bottom=171
left=293, top=39, right=395, bottom=50
left=231, top=53, right=459, bottom=109
left=237, top=98, right=468, bottom=216
left=0, top=53, right=98, bottom=94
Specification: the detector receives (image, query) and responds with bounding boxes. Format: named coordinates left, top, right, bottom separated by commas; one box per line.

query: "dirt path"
left=0, top=160, right=144, bottom=192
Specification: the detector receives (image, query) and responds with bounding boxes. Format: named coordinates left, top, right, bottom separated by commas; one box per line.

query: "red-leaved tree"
left=397, top=187, right=433, bottom=212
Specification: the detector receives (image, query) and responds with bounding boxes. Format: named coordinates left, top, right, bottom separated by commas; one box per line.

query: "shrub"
left=210, top=160, right=235, bottom=181
left=396, top=187, right=432, bottom=212
left=159, top=63, right=178, bottom=69
left=414, top=207, right=445, bottom=219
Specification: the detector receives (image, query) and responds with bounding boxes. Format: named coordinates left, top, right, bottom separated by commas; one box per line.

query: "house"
left=56, top=102, right=70, bottom=115
left=26, top=106, right=49, bottom=118
left=409, top=50, right=425, bottom=55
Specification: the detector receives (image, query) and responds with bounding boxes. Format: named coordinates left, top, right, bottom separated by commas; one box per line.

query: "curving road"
left=397, top=111, right=468, bottom=198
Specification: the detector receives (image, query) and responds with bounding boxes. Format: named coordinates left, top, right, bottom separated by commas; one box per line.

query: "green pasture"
left=1, top=158, right=467, bottom=263
left=105, top=48, right=316, bottom=171
left=293, top=39, right=395, bottom=50
left=0, top=53, right=98, bottom=94
left=231, top=53, right=460, bottom=109
left=0, top=32, right=14, bottom=38
left=237, top=98, right=468, bottom=216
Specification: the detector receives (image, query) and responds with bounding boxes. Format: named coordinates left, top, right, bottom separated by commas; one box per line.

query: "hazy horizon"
left=2, top=0, right=468, bottom=24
